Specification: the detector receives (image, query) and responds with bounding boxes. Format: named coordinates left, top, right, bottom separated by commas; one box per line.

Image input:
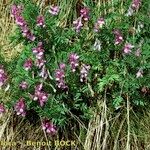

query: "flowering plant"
left=1, top=0, right=150, bottom=137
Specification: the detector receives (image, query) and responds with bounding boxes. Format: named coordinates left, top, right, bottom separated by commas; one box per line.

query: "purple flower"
left=37, top=15, right=45, bottom=27
left=94, top=18, right=105, bottom=32
left=11, top=5, right=35, bottom=41
left=136, top=69, right=143, bottom=78
left=21, top=26, right=36, bottom=41
left=80, top=7, right=90, bottom=21
left=21, top=26, right=35, bottom=41
left=23, top=58, right=33, bottom=71
left=27, top=33, right=36, bottom=41
left=0, top=65, right=7, bottom=87
left=33, top=84, right=48, bottom=107
left=69, top=53, right=79, bottom=72
left=33, top=85, right=43, bottom=102
left=113, top=29, right=123, bottom=45
left=20, top=81, right=28, bottom=89
left=80, top=64, right=90, bottom=82
left=32, top=42, right=45, bottom=59
left=123, top=43, right=134, bottom=54
left=11, top=5, right=23, bottom=18
left=38, top=92, right=48, bottom=107
left=59, top=63, right=66, bottom=70
left=42, top=120, right=57, bottom=135
left=14, top=98, right=26, bottom=117
left=73, top=17, right=83, bottom=32
left=21, top=25, right=29, bottom=34
left=0, top=103, right=5, bottom=114
left=11, top=5, right=25, bottom=26
left=55, top=69, right=65, bottom=81
left=55, top=69, right=68, bottom=89
left=35, top=59, right=46, bottom=69
left=131, top=0, right=141, bottom=10
left=126, top=0, right=141, bottom=16
left=49, top=6, right=60, bottom=15
left=15, top=16, right=27, bottom=26
left=35, top=83, right=43, bottom=92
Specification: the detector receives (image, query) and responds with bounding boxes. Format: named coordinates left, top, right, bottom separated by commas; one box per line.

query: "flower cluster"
left=94, top=17, right=105, bottom=32
left=21, top=26, right=36, bottom=41
left=36, top=15, right=45, bottom=27
left=11, top=5, right=35, bottom=41
left=42, top=120, right=57, bottom=135
left=20, top=81, right=28, bottom=90
left=32, top=84, right=49, bottom=107
left=32, top=42, right=45, bottom=60
left=123, top=43, right=134, bottom=54
left=49, top=5, right=60, bottom=15
left=131, top=0, right=141, bottom=10
left=35, top=59, right=46, bottom=69
left=126, top=0, right=141, bottom=16
left=59, top=63, right=66, bottom=70
left=0, top=103, right=5, bottom=114
left=23, top=58, right=33, bottom=71
left=80, top=64, right=90, bottom=82
left=113, top=29, right=123, bottom=45
left=73, top=7, right=90, bottom=32
left=73, top=7, right=105, bottom=32
left=11, top=5, right=23, bottom=17
left=32, top=42, right=47, bottom=79
left=73, top=17, right=83, bottom=32
left=14, top=98, right=26, bottom=117
left=0, top=65, right=7, bottom=87
left=80, top=7, right=90, bottom=21
left=69, top=53, right=79, bottom=72
left=55, top=64, right=68, bottom=90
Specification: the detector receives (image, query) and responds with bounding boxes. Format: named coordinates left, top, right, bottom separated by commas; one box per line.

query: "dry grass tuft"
left=84, top=98, right=150, bottom=150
